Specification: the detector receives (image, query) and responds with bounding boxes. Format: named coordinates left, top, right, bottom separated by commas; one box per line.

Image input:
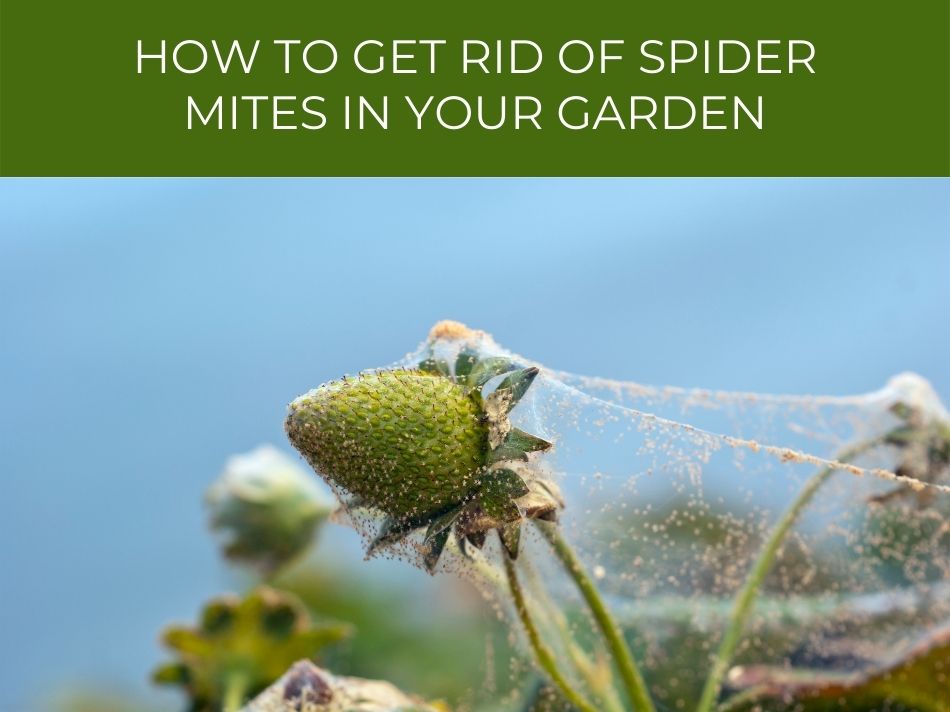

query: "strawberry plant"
left=155, top=321, right=949, bottom=712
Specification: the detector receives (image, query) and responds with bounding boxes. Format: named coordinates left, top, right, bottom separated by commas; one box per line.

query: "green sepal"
left=478, top=469, right=528, bottom=521
left=454, top=348, right=480, bottom=381
left=486, top=468, right=531, bottom=497
left=163, top=627, right=214, bottom=656
left=492, top=367, right=540, bottom=414
left=889, top=401, right=914, bottom=420
left=499, top=524, right=522, bottom=559
left=417, top=357, right=450, bottom=377
left=467, top=356, right=518, bottom=388
left=456, top=529, right=486, bottom=558
left=424, top=504, right=465, bottom=543
left=152, top=662, right=190, bottom=685
left=261, top=600, right=299, bottom=638
left=200, top=599, right=237, bottom=634
left=480, top=496, right=519, bottom=523
left=885, top=425, right=922, bottom=446
left=465, top=531, right=486, bottom=550
left=294, top=623, right=352, bottom=651
left=454, top=531, right=471, bottom=558
left=490, top=427, right=553, bottom=463
left=467, top=386, right=485, bottom=412
left=423, top=527, right=451, bottom=574
left=366, top=516, right=421, bottom=556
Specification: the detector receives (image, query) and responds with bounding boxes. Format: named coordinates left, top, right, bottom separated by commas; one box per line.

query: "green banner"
left=1, top=1, right=947, bottom=176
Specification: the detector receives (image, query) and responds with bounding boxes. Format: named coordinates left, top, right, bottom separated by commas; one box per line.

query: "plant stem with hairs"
left=694, top=438, right=882, bottom=712
left=503, top=553, right=600, bottom=712
left=521, top=552, right=628, bottom=712
left=450, top=536, right=624, bottom=711
left=536, top=520, right=657, bottom=712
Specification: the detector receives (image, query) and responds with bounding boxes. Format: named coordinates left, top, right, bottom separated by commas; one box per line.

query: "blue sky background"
left=0, top=179, right=947, bottom=711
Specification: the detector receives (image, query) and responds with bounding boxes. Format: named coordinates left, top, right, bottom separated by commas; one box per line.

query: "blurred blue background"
left=0, top=179, right=947, bottom=711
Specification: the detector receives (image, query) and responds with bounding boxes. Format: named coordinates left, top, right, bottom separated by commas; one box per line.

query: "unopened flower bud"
left=871, top=374, right=950, bottom=507
left=206, top=445, right=332, bottom=575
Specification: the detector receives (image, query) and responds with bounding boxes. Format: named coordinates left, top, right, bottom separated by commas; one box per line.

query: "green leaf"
left=720, top=624, right=950, bottom=712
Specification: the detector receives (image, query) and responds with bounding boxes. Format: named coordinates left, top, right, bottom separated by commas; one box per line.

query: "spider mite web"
left=327, top=322, right=950, bottom=708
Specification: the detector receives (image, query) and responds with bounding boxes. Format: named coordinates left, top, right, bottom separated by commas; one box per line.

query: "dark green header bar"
left=1, top=1, right=947, bottom=176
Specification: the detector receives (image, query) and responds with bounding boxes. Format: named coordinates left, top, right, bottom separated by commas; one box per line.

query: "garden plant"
left=154, top=321, right=950, bottom=712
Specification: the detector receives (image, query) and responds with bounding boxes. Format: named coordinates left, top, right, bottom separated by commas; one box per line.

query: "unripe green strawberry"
left=286, top=369, right=488, bottom=520
left=285, top=349, right=559, bottom=571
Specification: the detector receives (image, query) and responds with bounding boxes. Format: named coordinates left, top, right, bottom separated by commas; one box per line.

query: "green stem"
left=452, top=536, right=624, bottom=711
left=564, top=642, right=627, bottom=712
left=502, top=552, right=600, bottom=712
left=536, top=520, right=657, bottom=712
left=694, top=439, right=880, bottom=712
left=714, top=687, right=767, bottom=712
left=222, top=669, right=249, bottom=712
left=522, top=553, right=627, bottom=712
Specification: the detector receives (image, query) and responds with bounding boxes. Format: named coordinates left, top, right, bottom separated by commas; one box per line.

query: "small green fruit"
left=285, top=348, right=558, bottom=571
left=286, top=370, right=487, bottom=521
